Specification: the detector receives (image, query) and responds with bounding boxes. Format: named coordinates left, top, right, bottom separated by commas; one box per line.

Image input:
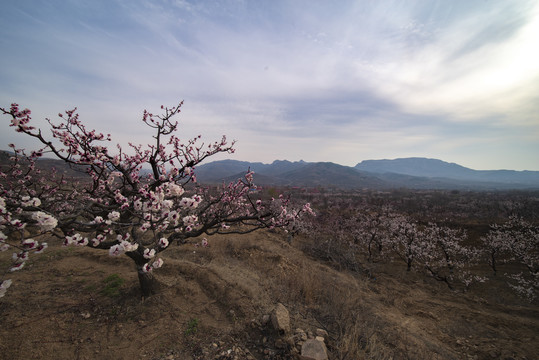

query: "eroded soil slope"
left=1, top=231, right=538, bottom=359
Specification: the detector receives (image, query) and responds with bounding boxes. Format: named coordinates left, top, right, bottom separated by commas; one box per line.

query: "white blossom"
left=109, top=244, right=125, bottom=256
left=182, top=215, right=198, bottom=226
left=32, top=211, right=58, bottom=232
left=164, top=183, right=184, bottom=197
left=21, top=196, right=41, bottom=207
left=10, top=262, right=25, bottom=272
left=152, top=258, right=164, bottom=269
left=134, top=199, right=143, bottom=211
left=162, top=199, right=173, bottom=212
left=35, top=242, right=48, bottom=253
left=140, top=222, right=151, bottom=232
left=120, top=240, right=138, bottom=252
left=179, top=196, right=202, bottom=209
left=158, top=237, right=169, bottom=248
left=108, top=211, right=120, bottom=222
left=0, top=279, right=12, bottom=298
left=143, top=248, right=156, bottom=259
left=142, top=263, right=152, bottom=273
left=92, top=234, right=105, bottom=247
left=22, top=238, right=38, bottom=249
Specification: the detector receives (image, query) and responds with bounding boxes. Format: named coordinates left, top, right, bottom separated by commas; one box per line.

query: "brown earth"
left=1, top=230, right=538, bottom=359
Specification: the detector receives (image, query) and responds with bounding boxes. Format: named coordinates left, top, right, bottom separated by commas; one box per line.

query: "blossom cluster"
left=1, top=101, right=312, bottom=297
left=481, top=215, right=538, bottom=300
left=0, top=195, right=54, bottom=297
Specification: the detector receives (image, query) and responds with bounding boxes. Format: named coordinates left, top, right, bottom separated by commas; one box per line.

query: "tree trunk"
left=137, top=268, right=156, bottom=299
left=490, top=251, right=497, bottom=276
left=126, top=250, right=158, bottom=299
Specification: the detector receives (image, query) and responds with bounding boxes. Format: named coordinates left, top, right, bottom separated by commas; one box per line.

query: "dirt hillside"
left=1, top=230, right=538, bottom=359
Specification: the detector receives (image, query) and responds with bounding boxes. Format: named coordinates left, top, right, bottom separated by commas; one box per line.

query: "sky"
left=1, top=0, right=538, bottom=171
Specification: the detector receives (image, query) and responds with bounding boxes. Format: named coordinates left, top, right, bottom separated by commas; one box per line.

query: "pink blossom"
left=35, top=242, right=48, bottom=253
left=32, top=211, right=58, bottom=231
left=142, top=263, right=152, bottom=273
left=143, top=248, right=156, bottom=259
left=21, top=196, right=41, bottom=207
left=108, top=211, right=120, bottom=222
left=152, top=258, right=164, bottom=269
left=120, top=240, right=138, bottom=252
left=92, top=234, right=105, bottom=247
left=158, top=237, right=169, bottom=248
left=109, top=244, right=125, bottom=256
left=10, top=262, right=25, bottom=272
left=0, top=279, right=12, bottom=298
left=22, top=239, right=37, bottom=249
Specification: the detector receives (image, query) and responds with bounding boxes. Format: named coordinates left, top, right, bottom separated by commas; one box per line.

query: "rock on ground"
left=300, top=338, right=328, bottom=360
left=271, top=303, right=290, bottom=335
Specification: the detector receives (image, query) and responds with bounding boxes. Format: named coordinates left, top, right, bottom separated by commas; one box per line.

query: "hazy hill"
left=355, top=157, right=539, bottom=187
left=196, top=158, right=539, bottom=190
left=194, top=159, right=309, bottom=180
left=196, top=160, right=307, bottom=184
left=3, top=150, right=538, bottom=190
left=277, top=162, right=386, bottom=189
left=196, top=160, right=386, bottom=189
left=0, top=150, right=89, bottom=178
left=355, top=158, right=472, bottom=178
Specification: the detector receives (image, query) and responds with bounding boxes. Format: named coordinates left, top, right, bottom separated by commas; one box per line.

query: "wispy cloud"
left=1, top=0, right=538, bottom=170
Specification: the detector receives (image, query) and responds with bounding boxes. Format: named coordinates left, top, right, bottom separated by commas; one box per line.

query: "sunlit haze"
left=1, top=0, right=538, bottom=170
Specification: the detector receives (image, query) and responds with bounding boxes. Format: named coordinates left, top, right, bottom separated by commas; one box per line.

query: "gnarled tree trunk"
left=126, top=251, right=157, bottom=299
left=137, top=267, right=156, bottom=299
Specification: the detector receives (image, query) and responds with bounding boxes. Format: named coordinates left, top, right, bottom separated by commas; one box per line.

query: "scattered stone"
left=250, top=318, right=261, bottom=328
left=315, top=328, right=328, bottom=338
left=294, top=330, right=307, bottom=342
left=274, top=338, right=286, bottom=349
left=271, top=303, right=290, bottom=334
left=300, top=338, right=328, bottom=360
left=286, top=336, right=295, bottom=347
left=295, top=329, right=308, bottom=342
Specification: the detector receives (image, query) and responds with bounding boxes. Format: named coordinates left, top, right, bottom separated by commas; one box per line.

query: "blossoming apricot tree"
left=0, top=102, right=313, bottom=298
left=481, top=215, right=538, bottom=300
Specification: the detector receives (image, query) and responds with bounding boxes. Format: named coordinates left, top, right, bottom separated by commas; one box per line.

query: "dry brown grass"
left=1, top=230, right=538, bottom=359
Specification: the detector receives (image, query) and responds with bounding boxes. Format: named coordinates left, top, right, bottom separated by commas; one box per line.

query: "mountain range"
left=2, top=150, right=537, bottom=190
left=195, top=157, right=539, bottom=190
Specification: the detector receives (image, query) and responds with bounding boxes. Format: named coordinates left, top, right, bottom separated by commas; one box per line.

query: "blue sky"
left=1, top=0, right=538, bottom=170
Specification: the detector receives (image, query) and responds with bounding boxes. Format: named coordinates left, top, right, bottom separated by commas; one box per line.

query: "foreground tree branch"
left=1, top=102, right=314, bottom=298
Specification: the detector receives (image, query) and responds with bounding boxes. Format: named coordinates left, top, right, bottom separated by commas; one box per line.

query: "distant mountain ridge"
left=355, top=157, right=539, bottom=186
left=196, top=157, right=539, bottom=190
left=2, top=150, right=537, bottom=190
